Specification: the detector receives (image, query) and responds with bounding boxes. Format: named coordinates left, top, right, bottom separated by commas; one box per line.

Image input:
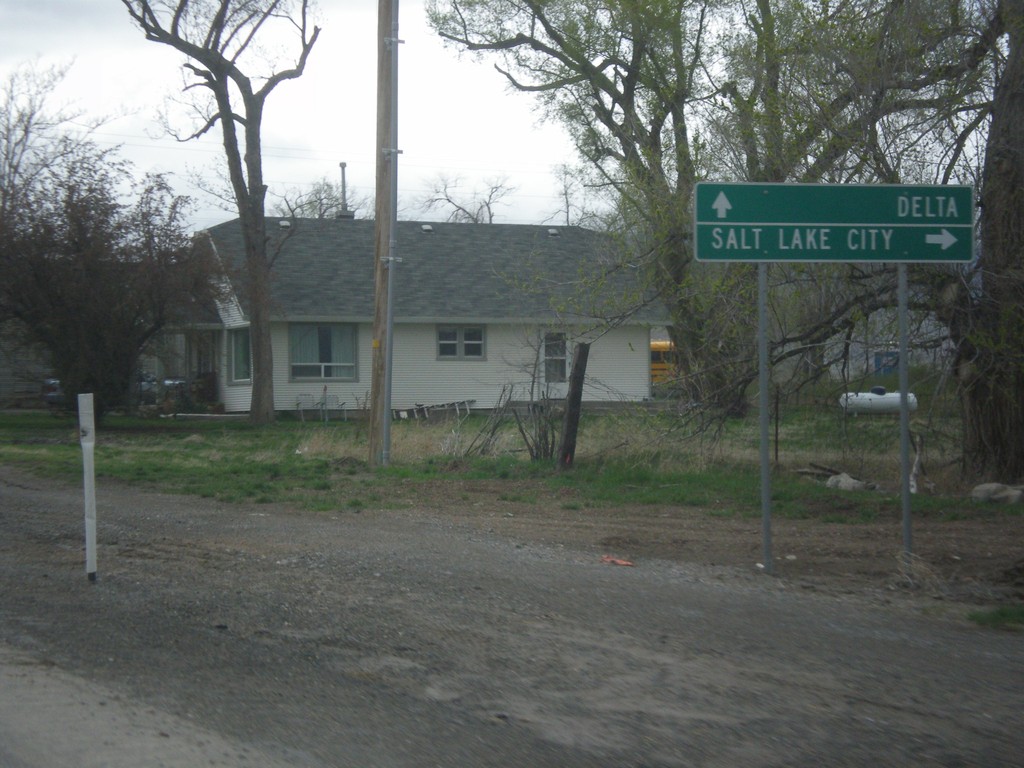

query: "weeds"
left=968, top=606, right=1024, bottom=631
left=0, top=402, right=976, bottom=523
left=896, top=552, right=947, bottom=593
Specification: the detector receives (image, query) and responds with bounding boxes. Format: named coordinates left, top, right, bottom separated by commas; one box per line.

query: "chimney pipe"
left=337, top=162, right=355, bottom=219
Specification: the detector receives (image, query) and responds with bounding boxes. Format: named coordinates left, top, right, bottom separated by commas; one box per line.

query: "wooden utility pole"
left=369, top=0, right=399, bottom=466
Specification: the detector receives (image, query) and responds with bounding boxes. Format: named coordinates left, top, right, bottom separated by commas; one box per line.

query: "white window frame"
left=437, top=325, right=486, bottom=361
left=229, top=328, right=251, bottom=384
left=289, top=323, right=358, bottom=381
left=543, top=331, right=567, bottom=384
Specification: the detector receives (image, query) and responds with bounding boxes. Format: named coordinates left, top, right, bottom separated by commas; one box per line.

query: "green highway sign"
left=694, top=182, right=974, bottom=262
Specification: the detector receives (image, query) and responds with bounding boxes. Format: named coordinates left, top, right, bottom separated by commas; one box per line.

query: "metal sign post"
left=758, top=263, right=773, bottom=574
left=898, top=265, right=913, bottom=564
left=693, top=182, right=974, bottom=572
left=78, top=393, right=97, bottom=582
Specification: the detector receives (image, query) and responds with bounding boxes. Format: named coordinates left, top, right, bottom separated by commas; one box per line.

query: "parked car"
left=136, top=373, right=158, bottom=405
left=162, top=376, right=187, bottom=392
left=41, top=378, right=63, bottom=406
left=41, top=373, right=159, bottom=407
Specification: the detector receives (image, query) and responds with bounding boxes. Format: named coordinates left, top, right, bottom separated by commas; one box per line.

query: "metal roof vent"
left=279, top=220, right=291, bottom=229
left=336, top=161, right=355, bottom=219
left=547, top=227, right=560, bottom=237
left=421, top=224, right=434, bottom=234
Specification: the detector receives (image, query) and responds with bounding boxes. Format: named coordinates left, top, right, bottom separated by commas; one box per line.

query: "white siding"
left=388, top=324, right=648, bottom=406
left=390, top=324, right=537, bottom=408
left=216, top=321, right=652, bottom=414
left=581, top=325, right=653, bottom=402
left=214, top=281, right=252, bottom=411
left=219, top=326, right=252, bottom=413
left=0, top=327, right=50, bottom=398
left=267, top=322, right=374, bottom=414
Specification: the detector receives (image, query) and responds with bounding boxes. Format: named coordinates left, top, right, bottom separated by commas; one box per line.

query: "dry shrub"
left=895, top=552, right=946, bottom=593
left=390, top=421, right=450, bottom=461
left=572, top=406, right=715, bottom=471
left=295, top=429, right=362, bottom=461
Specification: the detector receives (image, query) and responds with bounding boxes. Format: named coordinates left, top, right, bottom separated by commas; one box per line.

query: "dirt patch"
left=2, top=465, right=1023, bottom=767
left=365, top=474, right=1024, bottom=604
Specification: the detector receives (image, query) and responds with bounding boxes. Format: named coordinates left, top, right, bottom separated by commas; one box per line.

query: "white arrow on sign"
left=925, top=229, right=957, bottom=250
left=712, top=191, right=732, bottom=219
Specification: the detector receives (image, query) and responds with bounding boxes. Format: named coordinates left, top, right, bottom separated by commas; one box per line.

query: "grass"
left=559, top=460, right=759, bottom=512
left=968, top=606, right=1024, bottom=631
left=0, top=412, right=350, bottom=505
left=7, top=403, right=1019, bottom=620
left=0, top=399, right=980, bottom=522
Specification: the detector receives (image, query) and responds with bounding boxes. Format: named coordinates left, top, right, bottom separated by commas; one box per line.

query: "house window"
left=544, top=331, right=567, bottom=383
left=437, top=326, right=485, bottom=360
left=229, top=328, right=251, bottom=382
left=289, top=323, right=356, bottom=380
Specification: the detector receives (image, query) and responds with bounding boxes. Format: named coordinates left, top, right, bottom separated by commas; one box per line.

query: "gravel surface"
left=1, top=464, right=1022, bottom=767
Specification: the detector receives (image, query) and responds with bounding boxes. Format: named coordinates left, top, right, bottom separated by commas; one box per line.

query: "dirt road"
left=1, top=465, right=1021, bottom=767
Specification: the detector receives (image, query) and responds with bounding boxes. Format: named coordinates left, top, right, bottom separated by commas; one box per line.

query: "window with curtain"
left=229, top=328, right=251, bottom=382
left=437, top=325, right=486, bottom=360
left=289, top=323, right=356, bottom=380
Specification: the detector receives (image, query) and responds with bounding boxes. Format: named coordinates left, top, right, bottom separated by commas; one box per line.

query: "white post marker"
left=78, top=393, right=97, bottom=582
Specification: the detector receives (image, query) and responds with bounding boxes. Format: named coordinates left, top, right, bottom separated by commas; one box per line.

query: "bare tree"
left=121, top=0, right=321, bottom=424
left=0, top=135, right=221, bottom=417
left=0, top=62, right=103, bottom=224
left=420, top=174, right=516, bottom=223
left=547, top=163, right=599, bottom=228
left=272, top=176, right=370, bottom=219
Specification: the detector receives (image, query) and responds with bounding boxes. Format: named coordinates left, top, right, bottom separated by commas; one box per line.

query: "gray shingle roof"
left=205, top=218, right=667, bottom=325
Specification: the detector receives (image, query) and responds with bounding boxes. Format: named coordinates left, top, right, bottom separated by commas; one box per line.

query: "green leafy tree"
left=427, top=1, right=1017, bottom=456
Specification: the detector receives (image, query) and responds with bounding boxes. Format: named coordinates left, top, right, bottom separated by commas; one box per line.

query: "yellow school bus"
left=650, top=340, right=677, bottom=384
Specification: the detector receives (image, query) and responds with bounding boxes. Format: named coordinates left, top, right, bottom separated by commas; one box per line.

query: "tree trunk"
left=246, top=248, right=275, bottom=425
left=238, top=168, right=275, bottom=425
left=961, top=0, right=1024, bottom=479
left=557, top=343, right=590, bottom=470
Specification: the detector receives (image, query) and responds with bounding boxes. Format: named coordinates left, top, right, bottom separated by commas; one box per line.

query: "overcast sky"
left=0, top=0, right=579, bottom=230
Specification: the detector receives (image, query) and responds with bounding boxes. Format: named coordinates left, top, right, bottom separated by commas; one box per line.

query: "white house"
left=197, top=217, right=668, bottom=414
left=0, top=323, right=51, bottom=404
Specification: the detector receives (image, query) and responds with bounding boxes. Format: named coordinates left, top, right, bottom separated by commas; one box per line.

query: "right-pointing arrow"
left=925, top=229, right=957, bottom=250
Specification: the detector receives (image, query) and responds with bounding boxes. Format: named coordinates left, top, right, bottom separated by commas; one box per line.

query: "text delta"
left=896, top=195, right=959, bottom=219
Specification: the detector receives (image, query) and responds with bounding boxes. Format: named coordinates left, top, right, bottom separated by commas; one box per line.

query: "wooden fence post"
left=558, top=342, right=590, bottom=470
